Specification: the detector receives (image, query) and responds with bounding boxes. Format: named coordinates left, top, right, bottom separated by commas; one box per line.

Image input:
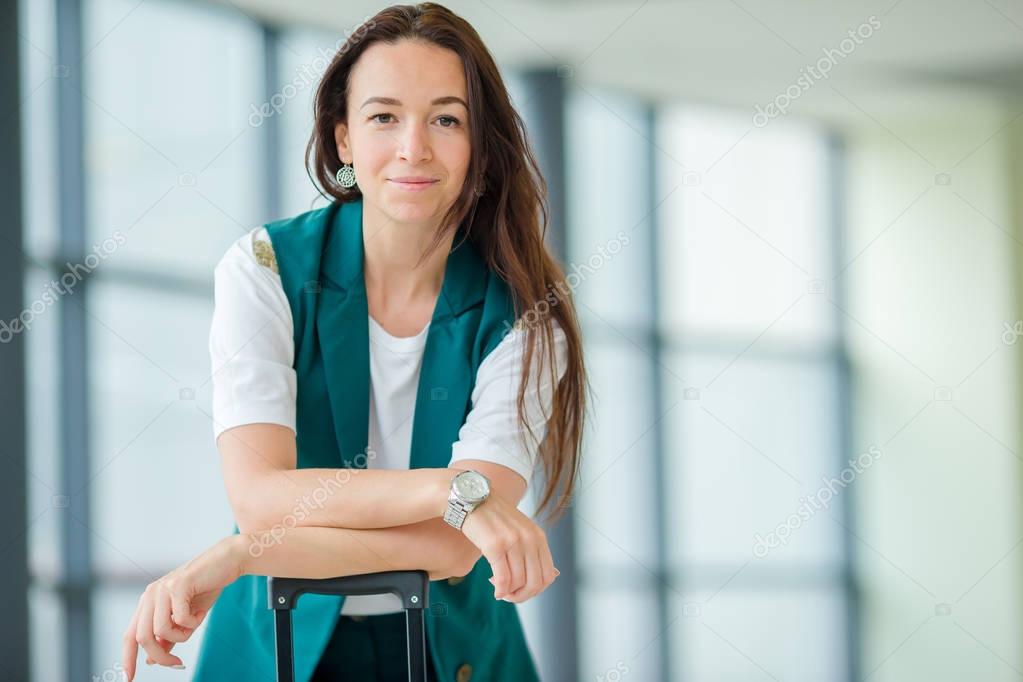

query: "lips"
left=389, top=178, right=439, bottom=191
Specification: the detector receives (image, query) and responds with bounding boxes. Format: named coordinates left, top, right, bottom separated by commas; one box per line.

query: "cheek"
left=441, top=134, right=471, bottom=169
left=446, top=150, right=472, bottom=184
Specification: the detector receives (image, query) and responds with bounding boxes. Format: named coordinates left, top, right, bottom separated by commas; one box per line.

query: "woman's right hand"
left=459, top=490, right=560, bottom=603
left=121, top=535, right=245, bottom=680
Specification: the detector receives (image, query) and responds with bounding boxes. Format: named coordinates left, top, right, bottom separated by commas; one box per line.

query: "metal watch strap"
left=444, top=497, right=472, bottom=529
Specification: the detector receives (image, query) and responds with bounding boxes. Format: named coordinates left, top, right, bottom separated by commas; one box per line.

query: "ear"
left=333, top=121, right=351, bottom=163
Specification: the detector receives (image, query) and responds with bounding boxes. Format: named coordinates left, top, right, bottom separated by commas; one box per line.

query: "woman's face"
left=335, top=39, right=472, bottom=227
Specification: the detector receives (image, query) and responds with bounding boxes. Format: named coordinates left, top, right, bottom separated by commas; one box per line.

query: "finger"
left=488, top=551, right=512, bottom=599
left=506, top=544, right=543, bottom=602
left=136, top=588, right=181, bottom=667
left=121, top=604, right=142, bottom=681
left=147, top=636, right=178, bottom=666
left=170, top=582, right=202, bottom=631
left=538, top=535, right=557, bottom=585
left=145, top=639, right=162, bottom=664
left=135, top=591, right=161, bottom=667
left=153, top=586, right=190, bottom=645
left=504, top=538, right=527, bottom=599
left=146, top=635, right=184, bottom=667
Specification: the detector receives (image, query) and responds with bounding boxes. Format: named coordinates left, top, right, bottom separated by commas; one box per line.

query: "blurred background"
left=3, top=0, right=1023, bottom=680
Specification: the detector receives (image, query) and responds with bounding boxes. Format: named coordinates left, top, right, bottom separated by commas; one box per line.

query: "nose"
left=396, top=120, right=431, bottom=165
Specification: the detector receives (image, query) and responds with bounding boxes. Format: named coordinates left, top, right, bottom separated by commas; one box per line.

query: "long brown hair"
left=305, top=2, right=588, bottom=524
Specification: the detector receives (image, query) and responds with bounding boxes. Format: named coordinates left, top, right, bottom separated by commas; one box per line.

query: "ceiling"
left=211, top=0, right=1023, bottom=128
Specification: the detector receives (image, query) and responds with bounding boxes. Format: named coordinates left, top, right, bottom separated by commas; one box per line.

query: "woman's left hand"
left=120, top=535, right=245, bottom=681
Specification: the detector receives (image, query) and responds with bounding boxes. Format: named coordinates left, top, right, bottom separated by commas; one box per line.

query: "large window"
left=21, top=0, right=64, bottom=679
left=276, top=27, right=347, bottom=219
left=22, top=0, right=266, bottom=679
left=565, top=89, right=853, bottom=680
left=82, top=0, right=264, bottom=675
left=658, top=107, right=850, bottom=681
left=564, top=86, right=665, bottom=682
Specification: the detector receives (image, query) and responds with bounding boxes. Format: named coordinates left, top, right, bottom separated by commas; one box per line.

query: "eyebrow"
left=360, top=96, right=468, bottom=109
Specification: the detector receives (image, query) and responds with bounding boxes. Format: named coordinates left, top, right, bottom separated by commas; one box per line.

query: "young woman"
left=120, top=3, right=586, bottom=681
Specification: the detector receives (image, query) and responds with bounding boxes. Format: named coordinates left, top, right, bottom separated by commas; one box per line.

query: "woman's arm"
left=218, top=422, right=459, bottom=533
left=121, top=450, right=551, bottom=678
left=218, top=320, right=566, bottom=534
left=236, top=456, right=531, bottom=581
left=235, top=515, right=477, bottom=580
left=119, top=518, right=477, bottom=679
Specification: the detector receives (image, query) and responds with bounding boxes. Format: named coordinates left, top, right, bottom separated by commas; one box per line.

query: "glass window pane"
left=88, top=282, right=234, bottom=574
left=566, top=87, right=654, bottom=329
left=663, top=350, right=845, bottom=570
left=278, top=29, right=344, bottom=219
left=671, top=587, right=847, bottom=682
left=514, top=588, right=559, bottom=681
left=84, top=0, right=264, bottom=280
left=578, top=586, right=664, bottom=682
left=656, top=106, right=835, bottom=345
left=576, top=343, right=659, bottom=568
left=24, top=267, right=62, bottom=581
left=29, top=585, right=65, bottom=682
left=20, top=0, right=59, bottom=259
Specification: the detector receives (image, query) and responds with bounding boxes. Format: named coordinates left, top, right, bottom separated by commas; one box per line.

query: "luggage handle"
left=267, top=570, right=430, bottom=682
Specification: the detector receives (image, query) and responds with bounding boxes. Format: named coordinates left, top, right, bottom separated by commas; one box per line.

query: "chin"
left=386, top=200, right=441, bottom=224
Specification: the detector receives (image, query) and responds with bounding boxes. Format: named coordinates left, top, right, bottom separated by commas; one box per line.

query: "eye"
left=370, top=113, right=394, bottom=124
left=437, top=115, right=461, bottom=128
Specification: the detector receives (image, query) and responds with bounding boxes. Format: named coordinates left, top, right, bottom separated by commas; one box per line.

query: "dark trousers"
left=311, top=611, right=439, bottom=682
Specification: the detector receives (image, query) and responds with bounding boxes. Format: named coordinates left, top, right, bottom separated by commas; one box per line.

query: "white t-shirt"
left=209, top=227, right=568, bottom=614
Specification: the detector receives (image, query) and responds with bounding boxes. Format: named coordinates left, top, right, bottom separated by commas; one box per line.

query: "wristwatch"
left=443, top=469, right=491, bottom=530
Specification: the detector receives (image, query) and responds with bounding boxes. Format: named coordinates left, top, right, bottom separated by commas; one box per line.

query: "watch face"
left=454, top=471, right=489, bottom=502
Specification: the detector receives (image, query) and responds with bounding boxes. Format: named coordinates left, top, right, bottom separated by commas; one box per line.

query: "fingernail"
left=554, top=569, right=561, bottom=576
left=171, top=664, right=186, bottom=670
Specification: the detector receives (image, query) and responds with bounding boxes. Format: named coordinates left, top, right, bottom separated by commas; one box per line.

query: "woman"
left=120, top=3, right=587, bottom=681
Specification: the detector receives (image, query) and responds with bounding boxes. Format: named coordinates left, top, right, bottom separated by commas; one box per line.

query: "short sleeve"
left=209, top=227, right=298, bottom=444
left=448, top=319, right=570, bottom=487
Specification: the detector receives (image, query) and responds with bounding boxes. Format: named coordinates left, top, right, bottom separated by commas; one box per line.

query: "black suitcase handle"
left=267, top=570, right=430, bottom=682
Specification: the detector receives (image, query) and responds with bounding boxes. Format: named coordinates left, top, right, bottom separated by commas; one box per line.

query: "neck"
left=361, top=200, right=455, bottom=305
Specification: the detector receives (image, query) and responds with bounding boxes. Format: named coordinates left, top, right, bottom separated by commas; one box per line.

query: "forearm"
left=242, top=466, right=461, bottom=533
left=233, top=517, right=476, bottom=580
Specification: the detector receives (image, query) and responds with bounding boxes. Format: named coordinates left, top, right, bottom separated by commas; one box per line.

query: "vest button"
left=456, top=662, right=473, bottom=682
left=447, top=576, right=464, bottom=586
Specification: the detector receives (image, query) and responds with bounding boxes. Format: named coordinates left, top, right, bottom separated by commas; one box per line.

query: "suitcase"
left=267, top=570, right=431, bottom=682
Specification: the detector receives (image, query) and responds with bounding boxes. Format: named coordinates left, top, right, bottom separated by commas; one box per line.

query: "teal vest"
left=192, top=198, right=541, bottom=682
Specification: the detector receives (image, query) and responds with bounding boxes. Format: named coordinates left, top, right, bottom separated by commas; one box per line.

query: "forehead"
left=349, top=39, right=467, bottom=104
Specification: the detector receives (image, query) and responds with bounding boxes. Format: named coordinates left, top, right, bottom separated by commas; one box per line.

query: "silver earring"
left=336, top=161, right=357, bottom=189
